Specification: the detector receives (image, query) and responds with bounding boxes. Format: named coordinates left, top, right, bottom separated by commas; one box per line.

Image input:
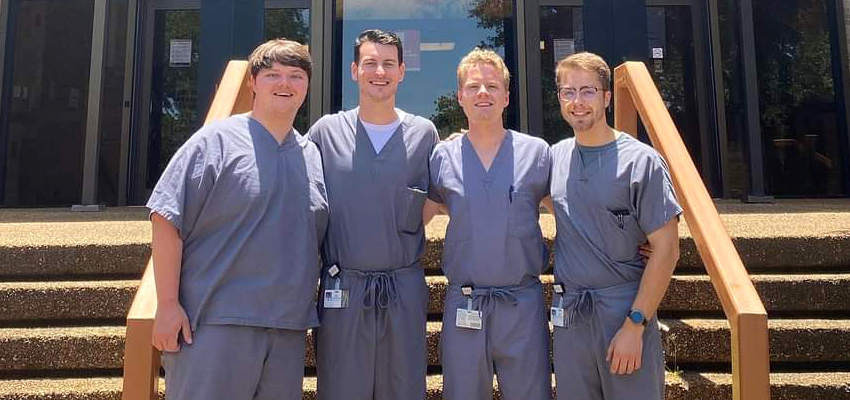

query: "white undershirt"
left=361, top=109, right=405, bottom=153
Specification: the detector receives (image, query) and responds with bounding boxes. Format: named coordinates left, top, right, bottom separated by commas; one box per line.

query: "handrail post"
left=122, top=261, right=160, bottom=400
left=734, top=313, right=771, bottom=400
left=613, top=73, right=638, bottom=134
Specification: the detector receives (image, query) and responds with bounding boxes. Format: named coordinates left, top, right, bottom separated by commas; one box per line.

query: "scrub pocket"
left=508, top=190, right=541, bottom=238
left=396, top=186, right=428, bottom=234
left=599, top=208, right=646, bottom=262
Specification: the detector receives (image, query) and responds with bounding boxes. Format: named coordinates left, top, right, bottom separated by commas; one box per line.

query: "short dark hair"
left=248, top=39, right=312, bottom=79
left=353, top=29, right=403, bottom=65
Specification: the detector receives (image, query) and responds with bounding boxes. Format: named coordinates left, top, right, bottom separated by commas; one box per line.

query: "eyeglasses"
left=558, top=86, right=602, bottom=102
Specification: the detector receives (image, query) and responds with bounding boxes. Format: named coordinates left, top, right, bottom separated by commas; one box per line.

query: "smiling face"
left=557, top=67, right=611, bottom=134
left=458, top=62, right=509, bottom=126
left=351, top=41, right=405, bottom=105
left=250, top=62, right=309, bottom=116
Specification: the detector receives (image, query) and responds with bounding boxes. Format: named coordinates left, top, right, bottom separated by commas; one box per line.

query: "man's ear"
left=398, top=62, right=406, bottom=83
left=350, top=61, right=358, bottom=81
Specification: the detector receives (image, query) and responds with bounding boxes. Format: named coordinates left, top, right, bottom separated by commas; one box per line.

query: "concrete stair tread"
left=2, top=372, right=850, bottom=400
left=0, top=281, right=136, bottom=322
left=426, top=273, right=850, bottom=313
left=2, top=273, right=849, bottom=323
left=3, top=319, right=850, bottom=371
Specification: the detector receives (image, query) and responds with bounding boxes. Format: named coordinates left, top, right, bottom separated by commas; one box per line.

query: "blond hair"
left=248, top=39, right=311, bottom=79
left=457, top=48, right=510, bottom=89
left=555, top=52, right=610, bottom=91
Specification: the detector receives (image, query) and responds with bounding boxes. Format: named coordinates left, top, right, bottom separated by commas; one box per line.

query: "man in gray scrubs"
left=423, top=48, right=552, bottom=400
left=546, top=52, right=681, bottom=400
left=308, top=29, right=439, bottom=400
left=147, top=39, right=327, bottom=400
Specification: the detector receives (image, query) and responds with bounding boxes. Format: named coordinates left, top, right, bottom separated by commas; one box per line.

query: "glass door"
left=131, top=0, right=200, bottom=202
left=130, top=0, right=313, bottom=203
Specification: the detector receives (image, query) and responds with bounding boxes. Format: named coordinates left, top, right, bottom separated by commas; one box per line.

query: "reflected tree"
left=431, top=92, right=466, bottom=139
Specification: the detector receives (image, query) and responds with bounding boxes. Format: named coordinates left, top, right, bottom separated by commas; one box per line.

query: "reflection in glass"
left=146, top=10, right=200, bottom=190
left=335, top=0, right=518, bottom=138
left=2, top=0, right=94, bottom=206
left=753, top=0, right=844, bottom=196
left=538, top=6, right=582, bottom=144
left=645, top=6, right=702, bottom=174
left=717, top=0, right=751, bottom=198
left=97, top=0, right=128, bottom=206
left=265, top=8, right=311, bottom=133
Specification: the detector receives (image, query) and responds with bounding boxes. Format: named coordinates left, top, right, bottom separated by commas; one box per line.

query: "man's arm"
left=422, top=198, right=448, bottom=226
left=151, top=212, right=193, bottom=352
left=606, top=217, right=679, bottom=374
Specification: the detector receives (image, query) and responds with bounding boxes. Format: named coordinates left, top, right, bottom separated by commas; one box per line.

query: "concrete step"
left=2, top=372, right=850, bottom=400
left=0, top=281, right=136, bottom=322
left=2, top=320, right=849, bottom=372
left=3, top=273, right=848, bottom=323
left=426, top=274, right=850, bottom=315
left=4, top=203, right=850, bottom=279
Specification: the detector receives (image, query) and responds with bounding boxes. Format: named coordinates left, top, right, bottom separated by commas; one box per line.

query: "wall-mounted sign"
left=652, top=47, right=664, bottom=59
left=395, top=30, right=421, bottom=72
left=169, top=39, right=192, bottom=67
left=553, top=38, right=575, bottom=65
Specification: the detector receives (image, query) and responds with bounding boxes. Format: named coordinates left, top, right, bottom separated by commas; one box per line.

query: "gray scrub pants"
left=441, top=279, right=551, bottom=400
left=552, top=281, right=664, bottom=400
left=162, top=324, right=307, bottom=400
left=315, top=264, right=428, bottom=400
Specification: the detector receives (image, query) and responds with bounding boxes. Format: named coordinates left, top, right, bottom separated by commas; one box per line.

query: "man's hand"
left=152, top=300, right=193, bottom=352
left=606, top=320, right=644, bottom=375
left=639, top=241, right=653, bottom=259
left=444, top=129, right=467, bottom=142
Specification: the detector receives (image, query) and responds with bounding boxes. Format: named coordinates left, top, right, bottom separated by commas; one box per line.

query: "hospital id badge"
left=323, top=289, right=349, bottom=308
left=456, top=308, right=482, bottom=330
left=323, top=271, right=349, bottom=309
left=550, top=307, right=566, bottom=327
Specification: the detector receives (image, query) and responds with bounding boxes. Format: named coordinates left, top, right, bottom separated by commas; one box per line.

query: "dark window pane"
left=97, top=0, right=128, bottom=206
left=539, top=6, right=583, bottom=144
left=645, top=6, right=703, bottom=174
left=3, top=0, right=94, bottom=206
left=753, top=0, right=845, bottom=196
left=717, top=0, right=751, bottom=198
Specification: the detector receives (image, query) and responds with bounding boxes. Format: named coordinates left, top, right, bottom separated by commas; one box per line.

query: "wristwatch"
left=628, top=309, right=648, bottom=327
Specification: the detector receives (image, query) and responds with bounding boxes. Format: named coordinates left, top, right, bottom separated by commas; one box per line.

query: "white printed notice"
left=170, top=39, right=192, bottom=67
left=553, top=39, right=575, bottom=65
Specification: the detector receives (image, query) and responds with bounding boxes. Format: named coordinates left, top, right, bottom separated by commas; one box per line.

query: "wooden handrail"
left=613, top=62, right=770, bottom=400
left=121, top=60, right=253, bottom=400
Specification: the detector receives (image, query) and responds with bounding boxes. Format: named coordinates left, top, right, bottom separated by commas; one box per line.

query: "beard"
left=563, top=109, right=604, bottom=133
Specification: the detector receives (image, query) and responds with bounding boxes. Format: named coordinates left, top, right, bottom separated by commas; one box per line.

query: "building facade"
left=1, top=0, right=849, bottom=207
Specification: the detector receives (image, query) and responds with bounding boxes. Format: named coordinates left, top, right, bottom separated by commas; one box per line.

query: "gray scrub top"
left=550, top=133, right=682, bottom=289
left=429, top=130, right=551, bottom=287
left=147, top=114, right=328, bottom=330
left=307, top=108, right=439, bottom=271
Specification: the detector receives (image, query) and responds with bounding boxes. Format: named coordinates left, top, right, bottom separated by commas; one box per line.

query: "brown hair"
left=555, top=52, right=610, bottom=91
left=354, top=29, right=404, bottom=64
left=248, top=39, right=312, bottom=79
left=457, top=48, right=510, bottom=89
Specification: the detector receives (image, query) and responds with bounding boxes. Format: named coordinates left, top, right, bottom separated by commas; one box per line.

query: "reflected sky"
left=337, top=0, right=514, bottom=121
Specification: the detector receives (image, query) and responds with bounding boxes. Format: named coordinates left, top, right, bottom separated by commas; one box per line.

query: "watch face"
left=629, top=310, right=645, bottom=324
